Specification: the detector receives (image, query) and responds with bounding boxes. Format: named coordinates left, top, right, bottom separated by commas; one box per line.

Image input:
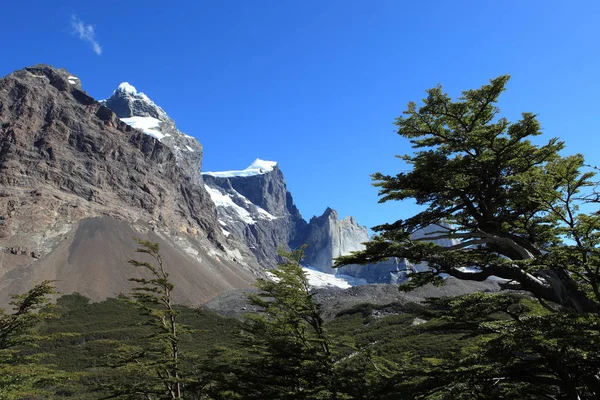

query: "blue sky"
left=1, top=1, right=599, bottom=230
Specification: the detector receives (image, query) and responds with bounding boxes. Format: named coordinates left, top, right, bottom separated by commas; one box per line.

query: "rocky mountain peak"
left=321, top=207, right=338, bottom=219
left=116, top=82, right=137, bottom=95
left=22, top=64, right=82, bottom=90
left=302, top=208, right=369, bottom=274
left=343, top=215, right=357, bottom=225
left=203, top=159, right=288, bottom=216
left=103, top=81, right=168, bottom=121
left=202, top=159, right=307, bottom=268
left=101, top=82, right=203, bottom=181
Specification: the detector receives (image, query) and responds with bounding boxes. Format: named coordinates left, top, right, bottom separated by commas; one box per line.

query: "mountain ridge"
left=0, top=64, right=263, bottom=306
left=0, top=64, right=482, bottom=308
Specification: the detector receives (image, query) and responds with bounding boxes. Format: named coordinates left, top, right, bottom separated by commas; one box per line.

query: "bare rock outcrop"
left=301, top=207, right=368, bottom=274
left=101, top=82, right=204, bottom=182
left=0, top=65, right=260, bottom=306
left=202, top=160, right=307, bottom=268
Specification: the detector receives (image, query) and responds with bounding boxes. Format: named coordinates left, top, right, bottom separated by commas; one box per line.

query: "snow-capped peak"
left=202, top=158, right=277, bottom=178
left=115, top=82, right=153, bottom=104
left=117, top=82, right=138, bottom=95
left=202, top=159, right=278, bottom=178
left=107, top=81, right=170, bottom=123
left=249, top=159, right=277, bottom=172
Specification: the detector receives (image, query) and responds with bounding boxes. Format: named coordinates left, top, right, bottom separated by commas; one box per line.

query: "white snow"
left=457, top=266, right=482, bottom=273
left=202, top=158, right=278, bottom=178
left=114, top=83, right=169, bottom=121
left=185, top=145, right=194, bottom=152
left=117, top=82, right=138, bottom=95
left=120, top=116, right=165, bottom=140
left=138, top=92, right=152, bottom=102
left=302, top=267, right=368, bottom=289
left=256, top=207, right=278, bottom=221
left=248, top=159, right=277, bottom=172
left=206, top=186, right=278, bottom=223
left=204, top=185, right=256, bottom=224
left=67, top=75, right=79, bottom=84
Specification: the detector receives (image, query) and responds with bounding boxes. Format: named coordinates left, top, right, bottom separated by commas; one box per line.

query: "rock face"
left=0, top=65, right=261, bottom=307
left=200, top=160, right=420, bottom=284
left=101, top=82, right=203, bottom=182
left=0, top=64, right=470, bottom=309
left=335, top=222, right=461, bottom=283
left=202, top=160, right=307, bottom=268
left=336, top=258, right=408, bottom=284
left=301, top=208, right=368, bottom=274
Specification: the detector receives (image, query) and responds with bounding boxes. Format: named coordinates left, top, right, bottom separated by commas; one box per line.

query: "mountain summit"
left=203, top=159, right=307, bottom=268
left=102, top=82, right=203, bottom=180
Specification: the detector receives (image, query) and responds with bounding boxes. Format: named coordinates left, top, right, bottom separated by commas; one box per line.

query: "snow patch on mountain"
left=204, top=185, right=278, bottom=225
left=117, top=82, right=138, bottom=95
left=302, top=267, right=368, bottom=289
left=204, top=185, right=256, bottom=224
left=120, top=116, right=168, bottom=140
left=202, top=158, right=278, bottom=178
left=256, top=207, right=279, bottom=221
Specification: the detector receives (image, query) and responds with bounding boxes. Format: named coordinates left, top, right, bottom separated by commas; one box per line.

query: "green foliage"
left=2, top=288, right=530, bottom=399
left=234, top=247, right=342, bottom=399
left=335, top=75, right=600, bottom=398
left=0, top=281, right=68, bottom=399
left=0, top=280, right=57, bottom=350
left=31, top=294, right=242, bottom=399
left=105, top=239, right=186, bottom=399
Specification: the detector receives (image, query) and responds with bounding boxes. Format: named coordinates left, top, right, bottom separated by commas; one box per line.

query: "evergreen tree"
left=227, top=248, right=341, bottom=399
left=104, top=239, right=185, bottom=400
left=335, top=76, right=600, bottom=398
left=0, top=281, right=63, bottom=399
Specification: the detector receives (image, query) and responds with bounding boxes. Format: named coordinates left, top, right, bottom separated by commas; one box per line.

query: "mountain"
left=201, top=162, right=405, bottom=284
left=202, top=159, right=307, bottom=269
left=335, top=223, right=461, bottom=284
left=301, top=207, right=368, bottom=274
left=0, top=65, right=262, bottom=306
left=0, top=64, right=483, bottom=309
left=101, top=82, right=203, bottom=182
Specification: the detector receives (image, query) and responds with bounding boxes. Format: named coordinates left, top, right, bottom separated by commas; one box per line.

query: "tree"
left=0, top=281, right=63, bottom=399
left=104, top=239, right=185, bottom=400
left=218, top=248, right=341, bottom=399
left=335, top=76, right=600, bottom=398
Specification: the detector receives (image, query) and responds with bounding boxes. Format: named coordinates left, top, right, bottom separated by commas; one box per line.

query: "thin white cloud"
left=70, top=15, right=102, bottom=55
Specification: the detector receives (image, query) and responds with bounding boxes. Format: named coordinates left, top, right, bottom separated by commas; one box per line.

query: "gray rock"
left=0, top=65, right=262, bottom=307
left=101, top=83, right=204, bottom=182
left=205, top=277, right=501, bottom=321
left=336, top=222, right=462, bottom=284
left=301, top=207, right=368, bottom=274
left=202, top=160, right=307, bottom=268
